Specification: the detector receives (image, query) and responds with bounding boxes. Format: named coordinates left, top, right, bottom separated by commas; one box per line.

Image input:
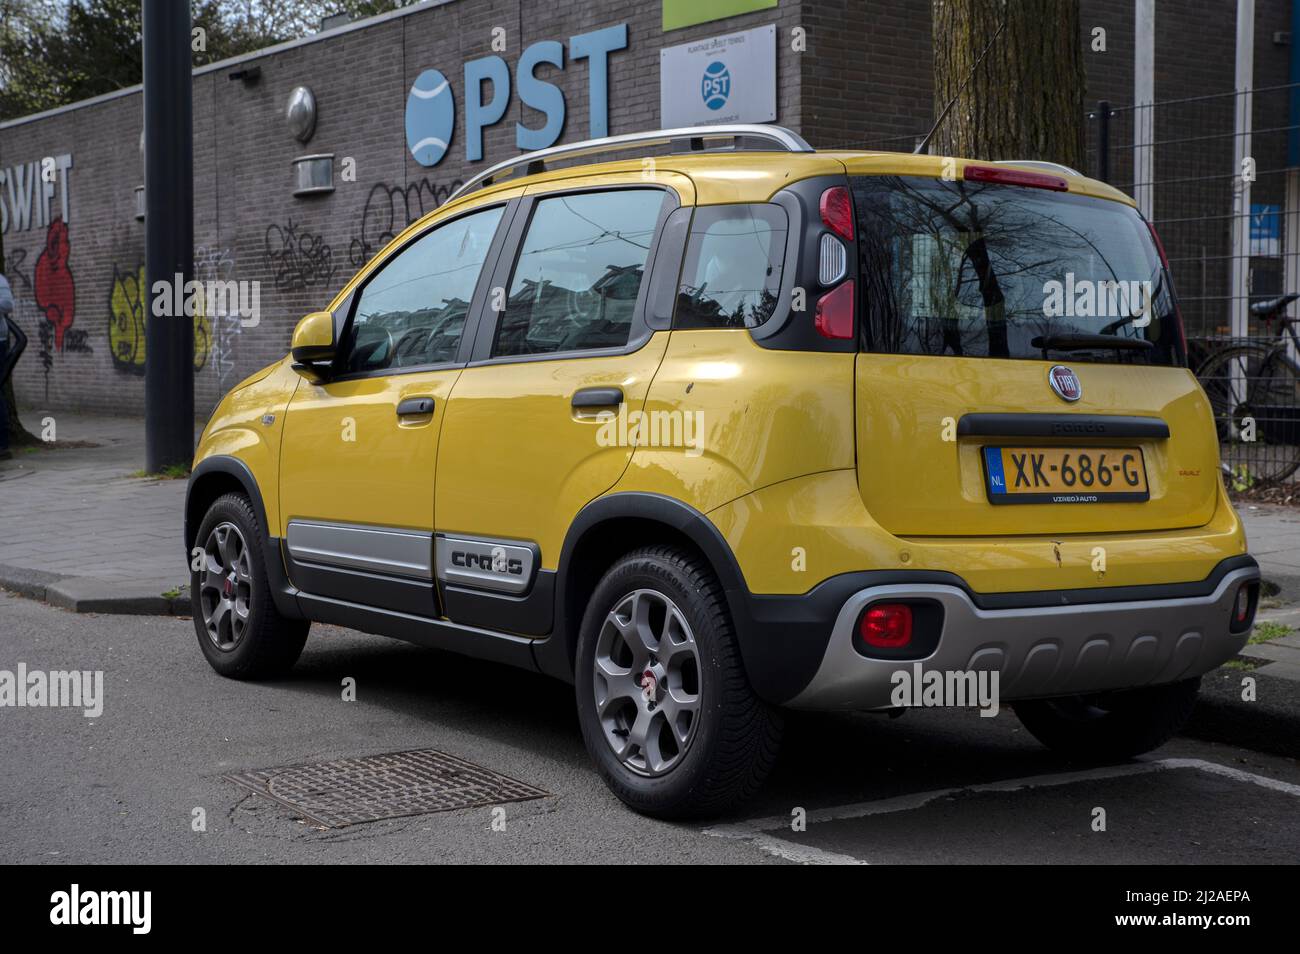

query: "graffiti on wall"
left=264, top=220, right=334, bottom=292
left=348, top=177, right=463, bottom=267
left=108, top=263, right=211, bottom=375
left=4, top=220, right=90, bottom=398
left=196, top=245, right=241, bottom=391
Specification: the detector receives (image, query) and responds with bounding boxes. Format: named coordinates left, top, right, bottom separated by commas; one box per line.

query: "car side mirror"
left=290, top=311, right=336, bottom=367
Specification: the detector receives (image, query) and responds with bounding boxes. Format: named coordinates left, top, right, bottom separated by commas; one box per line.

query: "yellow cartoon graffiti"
left=109, top=264, right=210, bottom=374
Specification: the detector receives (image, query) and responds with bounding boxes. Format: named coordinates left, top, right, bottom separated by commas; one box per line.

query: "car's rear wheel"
left=1012, top=678, right=1200, bottom=761
left=575, top=545, right=782, bottom=819
left=191, top=492, right=308, bottom=679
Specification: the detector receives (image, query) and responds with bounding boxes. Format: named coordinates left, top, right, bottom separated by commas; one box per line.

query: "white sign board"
left=660, top=24, right=776, bottom=127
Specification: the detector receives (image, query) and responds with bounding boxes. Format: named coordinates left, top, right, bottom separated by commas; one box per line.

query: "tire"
left=1012, top=678, right=1200, bottom=761
left=190, top=492, right=308, bottom=679
left=574, top=545, right=782, bottom=819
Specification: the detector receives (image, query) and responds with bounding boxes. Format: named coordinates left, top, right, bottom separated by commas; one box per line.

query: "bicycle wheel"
left=1196, top=343, right=1300, bottom=485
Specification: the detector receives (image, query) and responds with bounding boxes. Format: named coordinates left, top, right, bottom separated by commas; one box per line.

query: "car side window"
left=492, top=189, right=667, bottom=357
left=674, top=204, right=787, bottom=329
left=342, top=205, right=504, bottom=375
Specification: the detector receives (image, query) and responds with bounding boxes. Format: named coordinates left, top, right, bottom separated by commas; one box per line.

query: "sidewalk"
left=0, top=413, right=191, bottom=614
left=1, top=413, right=1298, bottom=633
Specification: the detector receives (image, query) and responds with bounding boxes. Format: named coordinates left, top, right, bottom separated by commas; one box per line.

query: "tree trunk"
left=0, top=229, right=38, bottom=446
left=931, top=0, right=1086, bottom=168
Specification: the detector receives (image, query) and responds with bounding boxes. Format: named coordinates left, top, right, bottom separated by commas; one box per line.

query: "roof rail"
left=447, top=124, right=815, bottom=201
left=992, top=159, right=1083, bottom=177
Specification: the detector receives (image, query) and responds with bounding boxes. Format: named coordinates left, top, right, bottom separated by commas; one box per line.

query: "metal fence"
left=1086, top=83, right=1300, bottom=487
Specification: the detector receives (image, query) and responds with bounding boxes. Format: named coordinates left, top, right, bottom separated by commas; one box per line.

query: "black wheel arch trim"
left=185, top=455, right=304, bottom=620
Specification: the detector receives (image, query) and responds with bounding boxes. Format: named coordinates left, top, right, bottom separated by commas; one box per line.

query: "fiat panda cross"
left=186, top=125, right=1260, bottom=818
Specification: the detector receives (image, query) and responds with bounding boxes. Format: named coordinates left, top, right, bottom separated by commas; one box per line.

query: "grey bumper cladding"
left=788, top=566, right=1261, bottom=711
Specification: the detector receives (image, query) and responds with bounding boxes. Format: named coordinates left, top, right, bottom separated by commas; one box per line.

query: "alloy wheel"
left=199, top=521, right=253, bottom=652
left=592, top=588, right=702, bottom=776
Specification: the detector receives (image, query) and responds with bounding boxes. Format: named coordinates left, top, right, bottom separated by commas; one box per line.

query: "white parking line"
left=702, top=758, right=1300, bottom=865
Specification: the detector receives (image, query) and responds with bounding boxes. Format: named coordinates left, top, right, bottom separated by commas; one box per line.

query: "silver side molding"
left=435, top=535, right=537, bottom=595
left=286, top=520, right=433, bottom=579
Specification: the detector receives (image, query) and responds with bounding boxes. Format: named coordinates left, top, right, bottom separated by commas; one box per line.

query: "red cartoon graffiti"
left=34, top=218, right=76, bottom=351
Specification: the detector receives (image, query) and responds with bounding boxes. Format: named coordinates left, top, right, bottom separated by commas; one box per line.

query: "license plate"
left=982, top=446, right=1149, bottom=504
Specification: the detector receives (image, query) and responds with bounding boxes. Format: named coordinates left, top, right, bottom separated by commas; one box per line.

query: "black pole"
left=143, top=0, right=194, bottom=472
left=1096, top=100, right=1111, bottom=184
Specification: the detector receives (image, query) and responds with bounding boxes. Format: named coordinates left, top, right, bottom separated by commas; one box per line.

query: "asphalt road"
left=3, top=589, right=1299, bottom=865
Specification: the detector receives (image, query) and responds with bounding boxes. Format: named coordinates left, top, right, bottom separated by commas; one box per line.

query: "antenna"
left=914, top=18, right=1008, bottom=156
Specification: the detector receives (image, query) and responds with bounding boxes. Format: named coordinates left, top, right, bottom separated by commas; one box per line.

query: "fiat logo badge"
left=1048, top=365, right=1082, bottom=402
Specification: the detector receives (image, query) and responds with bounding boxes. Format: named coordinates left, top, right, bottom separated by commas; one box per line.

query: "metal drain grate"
left=223, top=748, right=550, bottom=828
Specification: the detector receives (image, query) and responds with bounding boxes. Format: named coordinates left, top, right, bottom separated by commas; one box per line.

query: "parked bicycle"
left=1194, top=293, right=1300, bottom=486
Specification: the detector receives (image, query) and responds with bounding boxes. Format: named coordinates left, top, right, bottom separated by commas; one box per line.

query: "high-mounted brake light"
left=963, top=165, right=1069, bottom=192
left=859, top=603, right=913, bottom=648
left=820, top=186, right=854, bottom=241
left=815, top=280, right=855, bottom=339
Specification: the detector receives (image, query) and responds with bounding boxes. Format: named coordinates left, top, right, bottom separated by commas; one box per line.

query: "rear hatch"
left=847, top=167, right=1219, bottom=537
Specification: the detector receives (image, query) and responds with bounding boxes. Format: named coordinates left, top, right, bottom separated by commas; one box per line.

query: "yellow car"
left=186, top=125, right=1260, bottom=818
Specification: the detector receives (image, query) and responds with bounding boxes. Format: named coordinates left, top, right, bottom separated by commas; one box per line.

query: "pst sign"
left=405, top=23, right=627, bottom=167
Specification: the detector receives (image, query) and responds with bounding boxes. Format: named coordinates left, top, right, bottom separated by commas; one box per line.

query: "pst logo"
left=405, top=69, right=454, bottom=167
left=701, top=61, right=731, bottom=110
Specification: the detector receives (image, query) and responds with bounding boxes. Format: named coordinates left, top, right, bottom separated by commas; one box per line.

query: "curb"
left=0, top=563, right=190, bottom=616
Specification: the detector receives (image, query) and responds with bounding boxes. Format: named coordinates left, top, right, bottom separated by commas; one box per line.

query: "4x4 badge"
left=1048, top=365, right=1082, bottom=402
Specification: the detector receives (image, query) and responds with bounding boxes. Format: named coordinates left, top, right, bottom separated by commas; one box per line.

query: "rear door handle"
left=571, top=387, right=624, bottom=408
left=396, top=396, right=435, bottom=416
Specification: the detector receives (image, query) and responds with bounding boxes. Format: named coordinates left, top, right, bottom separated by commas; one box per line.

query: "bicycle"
left=1194, top=293, right=1300, bottom=486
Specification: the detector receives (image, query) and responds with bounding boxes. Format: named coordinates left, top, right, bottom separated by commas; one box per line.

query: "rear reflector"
left=860, top=603, right=913, bottom=648
left=818, top=233, right=847, bottom=285
left=820, top=186, right=855, bottom=241
left=815, top=280, right=855, bottom=339
left=963, top=165, right=1069, bottom=191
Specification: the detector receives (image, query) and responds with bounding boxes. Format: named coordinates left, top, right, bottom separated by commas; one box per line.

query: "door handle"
left=396, top=396, right=435, bottom=416
left=571, top=387, right=624, bottom=408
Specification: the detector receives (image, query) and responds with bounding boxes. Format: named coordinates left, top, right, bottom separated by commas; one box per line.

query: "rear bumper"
left=776, top=559, right=1260, bottom=710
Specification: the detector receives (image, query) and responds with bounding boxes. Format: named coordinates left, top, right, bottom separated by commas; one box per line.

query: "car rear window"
left=851, top=175, right=1184, bottom=366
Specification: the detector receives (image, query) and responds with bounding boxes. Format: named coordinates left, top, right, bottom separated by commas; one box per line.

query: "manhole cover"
left=223, top=748, right=550, bottom=828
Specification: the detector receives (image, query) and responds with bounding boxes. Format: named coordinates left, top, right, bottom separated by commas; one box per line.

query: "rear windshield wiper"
left=1031, top=333, right=1154, bottom=352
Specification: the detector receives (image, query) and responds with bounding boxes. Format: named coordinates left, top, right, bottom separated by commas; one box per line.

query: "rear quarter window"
left=675, top=204, right=787, bottom=330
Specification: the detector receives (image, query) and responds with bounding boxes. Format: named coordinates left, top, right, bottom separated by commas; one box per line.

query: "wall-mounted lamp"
left=134, top=185, right=145, bottom=221
left=286, top=86, right=317, bottom=143
left=292, top=154, right=334, bottom=197
left=229, top=65, right=262, bottom=85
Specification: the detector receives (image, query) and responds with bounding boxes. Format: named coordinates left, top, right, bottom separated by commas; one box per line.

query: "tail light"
left=819, top=186, right=854, bottom=241
left=815, top=280, right=854, bottom=339
left=818, top=234, right=847, bottom=284
left=1145, top=217, right=1187, bottom=360
left=963, top=165, right=1069, bottom=191
left=1229, top=582, right=1258, bottom=634
left=859, top=603, right=913, bottom=648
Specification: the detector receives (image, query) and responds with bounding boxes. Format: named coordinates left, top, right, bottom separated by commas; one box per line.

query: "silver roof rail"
left=447, top=124, right=815, bottom=201
left=992, top=159, right=1083, bottom=177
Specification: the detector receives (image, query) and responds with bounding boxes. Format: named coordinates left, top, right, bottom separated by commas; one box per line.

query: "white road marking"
left=702, top=758, right=1300, bottom=865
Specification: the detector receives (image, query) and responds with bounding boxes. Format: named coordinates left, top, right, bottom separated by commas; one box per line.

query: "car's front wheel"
left=191, top=492, right=308, bottom=679
left=575, top=545, right=782, bottom=819
left=1013, top=678, right=1200, bottom=761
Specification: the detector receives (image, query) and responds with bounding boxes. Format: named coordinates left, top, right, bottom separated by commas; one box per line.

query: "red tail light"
left=820, top=186, right=854, bottom=241
left=815, top=280, right=855, bottom=339
left=1145, top=218, right=1188, bottom=360
left=860, top=603, right=913, bottom=648
left=963, top=165, right=1068, bottom=191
